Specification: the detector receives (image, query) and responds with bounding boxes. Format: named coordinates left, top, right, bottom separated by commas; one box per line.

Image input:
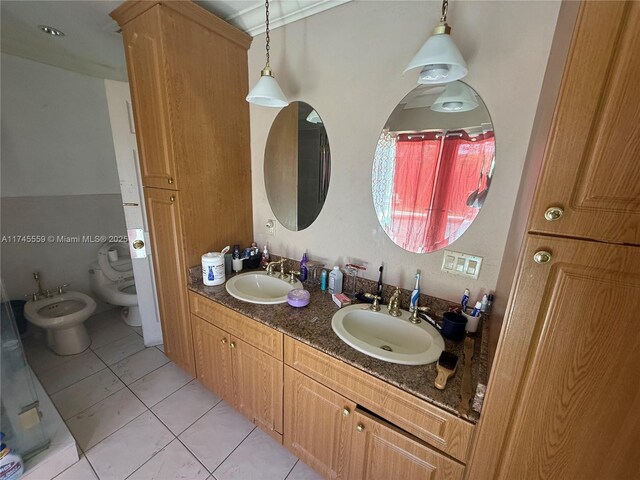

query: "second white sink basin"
left=331, top=304, right=444, bottom=365
left=225, top=271, right=302, bottom=304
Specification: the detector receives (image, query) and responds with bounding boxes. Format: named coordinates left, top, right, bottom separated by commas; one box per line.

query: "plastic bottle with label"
left=328, top=266, right=343, bottom=294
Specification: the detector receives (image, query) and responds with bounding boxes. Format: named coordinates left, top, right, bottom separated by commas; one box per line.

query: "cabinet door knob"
left=221, top=338, right=228, bottom=345
left=342, top=408, right=350, bottom=417
left=544, top=207, right=564, bottom=221
left=168, top=177, right=174, bottom=184
left=533, top=251, right=552, bottom=264
left=230, top=341, right=236, bottom=348
left=170, top=195, right=175, bottom=202
left=356, top=423, right=365, bottom=432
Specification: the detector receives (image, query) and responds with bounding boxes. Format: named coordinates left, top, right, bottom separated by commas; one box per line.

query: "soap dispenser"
left=300, top=252, right=308, bottom=282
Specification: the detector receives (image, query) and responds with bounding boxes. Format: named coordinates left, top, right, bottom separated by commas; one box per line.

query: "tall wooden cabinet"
left=467, top=2, right=640, bottom=478
left=110, top=1, right=254, bottom=375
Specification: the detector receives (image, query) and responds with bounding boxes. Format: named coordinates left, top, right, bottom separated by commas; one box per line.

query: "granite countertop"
left=188, top=275, right=488, bottom=424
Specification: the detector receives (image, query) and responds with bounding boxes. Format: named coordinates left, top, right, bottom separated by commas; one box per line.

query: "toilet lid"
left=98, top=242, right=133, bottom=282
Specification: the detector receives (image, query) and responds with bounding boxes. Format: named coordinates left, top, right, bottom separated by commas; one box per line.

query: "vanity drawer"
left=189, top=292, right=283, bottom=360
left=284, top=336, right=474, bottom=463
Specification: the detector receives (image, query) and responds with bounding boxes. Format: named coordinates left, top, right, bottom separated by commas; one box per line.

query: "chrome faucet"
left=388, top=288, right=402, bottom=317
left=33, top=271, right=44, bottom=296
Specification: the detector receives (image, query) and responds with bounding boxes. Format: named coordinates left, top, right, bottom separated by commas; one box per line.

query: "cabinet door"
left=191, top=315, right=233, bottom=402
left=232, top=336, right=283, bottom=436
left=468, top=235, right=640, bottom=479
left=284, top=367, right=355, bottom=480
left=529, top=1, right=640, bottom=244
left=348, top=410, right=464, bottom=480
left=121, top=5, right=178, bottom=190
left=144, top=188, right=194, bottom=375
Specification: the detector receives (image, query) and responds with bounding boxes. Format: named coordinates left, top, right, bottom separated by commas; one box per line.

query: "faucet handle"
left=288, top=271, right=300, bottom=284
left=364, top=293, right=381, bottom=312
left=57, top=283, right=70, bottom=294
left=409, top=305, right=431, bottom=324
left=24, top=292, right=39, bottom=301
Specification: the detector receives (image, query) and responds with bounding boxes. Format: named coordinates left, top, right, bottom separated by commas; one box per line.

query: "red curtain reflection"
left=391, top=131, right=494, bottom=252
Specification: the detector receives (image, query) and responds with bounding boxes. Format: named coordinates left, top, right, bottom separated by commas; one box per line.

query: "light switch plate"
left=441, top=250, right=483, bottom=280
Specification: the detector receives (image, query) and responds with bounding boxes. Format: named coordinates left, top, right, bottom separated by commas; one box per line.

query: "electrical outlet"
left=266, top=219, right=276, bottom=236
left=441, top=250, right=483, bottom=279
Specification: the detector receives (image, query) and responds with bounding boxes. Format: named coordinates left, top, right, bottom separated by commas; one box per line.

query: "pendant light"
left=404, top=0, right=467, bottom=84
left=246, top=0, right=288, bottom=107
left=431, top=81, right=478, bottom=112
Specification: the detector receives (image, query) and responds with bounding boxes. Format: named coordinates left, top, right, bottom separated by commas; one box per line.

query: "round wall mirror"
left=265, top=101, right=331, bottom=231
left=372, top=81, right=495, bottom=253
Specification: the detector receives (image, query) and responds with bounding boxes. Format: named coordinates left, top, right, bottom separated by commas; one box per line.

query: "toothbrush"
left=376, top=265, right=384, bottom=298
left=409, top=271, right=420, bottom=313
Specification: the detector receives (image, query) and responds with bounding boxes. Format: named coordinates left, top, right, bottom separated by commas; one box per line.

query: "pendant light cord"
left=265, top=0, right=271, bottom=68
left=440, top=0, right=448, bottom=23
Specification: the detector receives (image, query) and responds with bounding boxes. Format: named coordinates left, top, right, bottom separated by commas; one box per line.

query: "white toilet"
left=25, top=291, right=97, bottom=355
left=89, top=242, right=141, bottom=327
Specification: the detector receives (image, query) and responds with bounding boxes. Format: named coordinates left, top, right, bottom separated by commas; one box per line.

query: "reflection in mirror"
left=372, top=81, right=495, bottom=253
left=265, top=102, right=331, bottom=231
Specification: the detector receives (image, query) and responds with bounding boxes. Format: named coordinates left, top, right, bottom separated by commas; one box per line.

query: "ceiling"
left=0, top=0, right=349, bottom=81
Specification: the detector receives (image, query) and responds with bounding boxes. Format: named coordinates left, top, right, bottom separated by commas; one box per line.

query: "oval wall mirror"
left=265, top=101, right=331, bottom=231
left=372, top=81, right=495, bottom=253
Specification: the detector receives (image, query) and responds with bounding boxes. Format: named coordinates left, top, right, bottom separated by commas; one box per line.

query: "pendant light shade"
left=246, top=0, right=288, bottom=107
left=246, top=67, right=288, bottom=107
left=404, top=0, right=467, bottom=84
left=431, top=81, right=478, bottom=112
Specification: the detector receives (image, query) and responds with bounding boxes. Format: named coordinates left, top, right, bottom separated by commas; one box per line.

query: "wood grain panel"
left=529, top=1, right=640, bottom=244
left=144, top=188, right=195, bottom=375
left=466, top=235, right=640, bottom=479
left=284, top=367, right=355, bottom=479
left=120, top=6, right=178, bottom=190
left=284, top=337, right=474, bottom=462
left=348, top=409, right=464, bottom=480
left=233, top=337, right=283, bottom=435
left=159, top=7, right=253, bottom=266
left=189, top=293, right=283, bottom=360
left=191, top=315, right=234, bottom=403
left=264, top=104, right=299, bottom=230
left=111, top=0, right=252, bottom=49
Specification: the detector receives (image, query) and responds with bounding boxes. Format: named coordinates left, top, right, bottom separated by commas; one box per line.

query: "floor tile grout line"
left=210, top=426, right=258, bottom=476
left=148, top=392, right=223, bottom=437
left=283, top=459, right=300, bottom=480
left=56, top=378, right=127, bottom=423
left=179, top=425, right=257, bottom=476
left=40, top=355, right=110, bottom=397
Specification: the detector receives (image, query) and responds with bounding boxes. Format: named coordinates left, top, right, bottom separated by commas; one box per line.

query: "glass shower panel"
left=1, top=280, right=49, bottom=459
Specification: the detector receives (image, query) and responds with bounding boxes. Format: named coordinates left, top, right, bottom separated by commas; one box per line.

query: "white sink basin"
left=331, top=304, right=444, bottom=365
left=225, top=271, right=302, bottom=304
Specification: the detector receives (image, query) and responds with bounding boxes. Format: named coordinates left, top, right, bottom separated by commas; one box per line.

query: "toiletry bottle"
left=461, top=288, right=470, bottom=312
left=0, top=433, right=24, bottom=480
left=320, top=269, right=328, bottom=291
left=300, top=252, right=308, bottom=282
left=486, top=293, right=494, bottom=313
left=409, top=272, right=421, bottom=313
left=328, top=266, right=343, bottom=294
left=261, top=245, right=270, bottom=269
left=471, top=301, right=482, bottom=316
left=232, top=244, right=241, bottom=260
left=480, top=294, right=489, bottom=313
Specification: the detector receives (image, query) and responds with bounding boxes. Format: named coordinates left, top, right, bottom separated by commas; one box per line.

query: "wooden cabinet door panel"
left=471, top=235, right=640, bottom=479
left=284, top=367, right=354, bottom=480
left=232, top=337, right=283, bottom=435
left=348, top=410, right=464, bottom=480
left=191, top=315, right=233, bottom=403
left=121, top=6, right=178, bottom=190
left=144, top=188, right=194, bottom=375
left=529, top=1, right=640, bottom=244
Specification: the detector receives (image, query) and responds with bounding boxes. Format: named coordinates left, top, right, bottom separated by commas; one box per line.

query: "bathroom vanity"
left=188, top=281, right=487, bottom=479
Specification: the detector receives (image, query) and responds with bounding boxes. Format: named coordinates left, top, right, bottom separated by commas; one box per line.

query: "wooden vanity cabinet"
left=110, top=1, right=254, bottom=377
left=284, top=367, right=355, bottom=479
left=190, top=295, right=284, bottom=440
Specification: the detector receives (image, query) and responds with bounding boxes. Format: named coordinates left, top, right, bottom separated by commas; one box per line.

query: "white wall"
left=1, top=54, right=126, bottom=302
left=248, top=1, right=561, bottom=303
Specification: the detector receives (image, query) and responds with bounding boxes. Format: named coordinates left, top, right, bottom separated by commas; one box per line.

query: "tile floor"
left=23, top=309, right=320, bottom=480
